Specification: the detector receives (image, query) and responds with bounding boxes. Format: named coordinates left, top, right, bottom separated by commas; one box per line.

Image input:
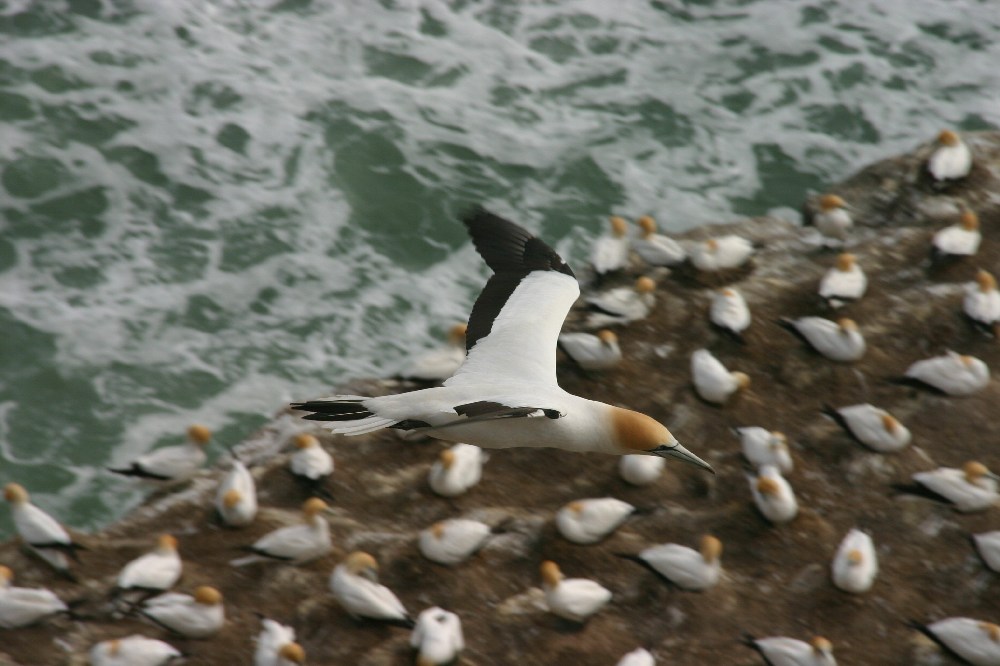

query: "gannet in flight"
left=293, top=208, right=712, bottom=473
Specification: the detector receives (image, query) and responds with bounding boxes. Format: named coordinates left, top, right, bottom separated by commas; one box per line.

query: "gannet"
left=964, top=270, right=1000, bottom=331
left=88, top=635, right=182, bottom=666
left=746, top=636, right=836, bottom=666
left=232, top=498, right=331, bottom=565
left=904, top=461, right=999, bottom=512
left=972, top=531, right=1000, bottom=573
left=400, top=323, right=468, bottom=382
left=778, top=317, right=865, bottom=362
left=914, top=618, right=1000, bottom=666
left=539, top=560, right=611, bottom=622
left=903, top=351, right=989, bottom=395
left=418, top=519, right=491, bottom=566
left=620, top=535, right=722, bottom=591
left=927, top=129, right=972, bottom=181
left=329, top=551, right=412, bottom=626
left=215, top=459, right=258, bottom=527
left=831, top=528, right=877, bottom=594
left=933, top=210, right=981, bottom=260
left=428, top=443, right=485, bottom=497
left=819, top=253, right=866, bottom=307
left=632, top=215, right=686, bottom=266
left=710, top=288, right=751, bottom=340
left=733, top=427, right=793, bottom=472
left=749, top=465, right=798, bottom=524
left=557, top=329, right=622, bottom=371
left=4, top=482, right=85, bottom=574
left=289, top=433, right=334, bottom=501
left=108, top=424, right=211, bottom=481
left=0, top=565, right=68, bottom=628
left=254, top=617, right=305, bottom=666
left=691, top=348, right=750, bottom=405
left=617, top=647, right=655, bottom=666
left=689, top=235, right=753, bottom=272
left=822, top=404, right=911, bottom=453
left=411, top=606, right=464, bottom=666
left=116, top=534, right=182, bottom=594
left=585, top=276, right=657, bottom=328
left=812, top=194, right=852, bottom=240
left=591, top=215, right=631, bottom=274
left=139, top=586, right=224, bottom=638
left=555, top=497, right=635, bottom=545
left=293, top=209, right=712, bottom=474
left=618, top=454, right=666, bottom=486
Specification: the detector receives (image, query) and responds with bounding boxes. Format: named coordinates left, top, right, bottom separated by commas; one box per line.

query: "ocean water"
left=1, top=0, right=998, bottom=536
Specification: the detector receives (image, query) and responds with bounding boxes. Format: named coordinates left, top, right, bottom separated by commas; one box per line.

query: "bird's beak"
left=653, top=442, right=715, bottom=474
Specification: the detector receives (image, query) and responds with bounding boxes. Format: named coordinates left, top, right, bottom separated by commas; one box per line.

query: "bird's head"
left=194, top=586, right=222, bottom=606
left=293, top=434, right=318, bottom=449
left=637, top=215, right=657, bottom=237
left=3, top=483, right=28, bottom=505
left=961, top=210, right=980, bottom=231
left=539, top=560, right=563, bottom=587
left=835, top=253, right=855, bottom=272
left=187, top=424, right=212, bottom=446
left=157, top=534, right=178, bottom=552
left=597, top=329, right=618, bottom=347
left=609, top=216, right=629, bottom=238
left=819, top=194, right=846, bottom=211
left=937, top=129, right=960, bottom=146
left=635, top=276, right=656, bottom=295
left=700, top=535, right=723, bottom=563
left=344, top=551, right=379, bottom=582
left=448, top=323, right=468, bottom=344
left=975, top=270, right=997, bottom=293
left=610, top=407, right=714, bottom=473
left=302, top=498, right=329, bottom=518
left=810, top=636, right=833, bottom=656
left=880, top=413, right=901, bottom=435
left=278, top=643, right=306, bottom=664
left=963, top=461, right=999, bottom=483
left=222, top=489, right=243, bottom=508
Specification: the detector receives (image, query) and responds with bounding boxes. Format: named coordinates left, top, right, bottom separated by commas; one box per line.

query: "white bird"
left=591, top=215, right=631, bottom=274
left=691, top=348, right=750, bottom=405
left=779, top=317, right=865, bottom=362
left=0, top=565, right=68, bottom=628
left=915, top=618, right=1000, bottom=666
left=558, top=329, right=622, bottom=371
left=539, top=560, right=611, bottom=622
left=292, top=210, right=712, bottom=474
left=623, top=535, right=723, bottom=591
left=108, top=424, right=211, bottom=481
left=289, top=433, right=334, bottom=501
left=3, top=482, right=84, bottom=574
left=689, top=235, right=754, bottom=273
left=905, top=461, right=999, bottom=513
left=933, top=209, right=981, bottom=260
left=632, top=215, right=685, bottom=266
left=117, top=534, right=182, bottom=593
left=618, top=454, right=666, bottom=486
left=710, top=288, right=751, bottom=339
left=555, top=497, right=635, bottom=545
left=232, top=498, right=331, bottom=565
left=215, top=459, right=258, bottom=527
left=254, top=617, right=306, bottom=666
left=585, top=276, right=657, bottom=328
left=819, top=253, right=866, bottom=307
left=419, top=519, right=491, bottom=566
left=139, top=586, right=224, bottom=638
left=831, top=528, right=877, bottom=594
left=812, top=194, right=852, bottom=240
left=617, top=647, right=656, bottom=666
left=329, top=551, right=412, bottom=625
left=973, top=531, right=1000, bottom=573
left=964, top=270, right=1000, bottom=331
left=750, top=465, right=798, bottom=524
left=927, top=129, right=972, bottom=181
left=428, top=443, right=485, bottom=497
left=88, top=635, right=182, bottom=666
left=411, top=606, right=464, bottom=666
left=747, top=636, right=836, bottom=666
left=822, top=404, right=911, bottom=453
left=733, top=427, right=793, bottom=473
left=400, top=323, right=468, bottom=382
left=903, top=351, right=989, bottom=396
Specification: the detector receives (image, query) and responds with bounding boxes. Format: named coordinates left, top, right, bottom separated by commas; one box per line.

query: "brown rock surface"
left=2, top=133, right=1000, bottom=665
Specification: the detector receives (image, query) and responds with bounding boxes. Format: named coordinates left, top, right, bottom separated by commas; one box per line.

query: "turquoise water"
left=1, top=0, right=998, bottom=536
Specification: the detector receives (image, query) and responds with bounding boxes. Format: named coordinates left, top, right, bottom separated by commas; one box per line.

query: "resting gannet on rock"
left=116, top=534, right=182, bottom=595
left=88, top=635, right=182, bottom=666
left=293, top=209, right=713, bottom=474
left=812, top=194, right=852, bottom=241
left=215, top=459, right=257, bottom=527
left=254, top=617, right=305, bottom=666
left=632, top=215, right=686, bottom=266
left=0, top=565, right=68, bottom=628
left=619, top=535, right=722, bottom=591
left=733, top=427, right=793, bottom=472
left=779, top=317, right=865, bottom=362
left=400, top=323, right=468, bottom=382
left=831, top=528, right=877, bottom=594
left=745, top=635, right=836, bottom=666
left=965, top=270, right=1000, bottom=332
left=557, top=329, right=622, bottom=371
left=933, top=210, right=981, bottom=262
left=419, top=519, right=491, bottom=566
left=591, top=215, right=631, bottom=275
left=689, top=235, right=754, bottom=273
left=108, top=424, right=211, bottom=482
left=617, top=647, right=655, bottom=666
left=329, top=551, right=413, bottom=627
left=822, top=404, right=911, bottom=453
left=901, top=351, right=989, bottom=396
left=819, top=253, right=866, bottom=307
left=618, top=454, right=666, bottom=486
left=691, top=348, right=750, bottom=405
left=927, top=129, right=972, bottom=182
left=555, top=497, right=635, bottom=545
left=749, top=465, right=798, bottom=524
left=710, top=288, right=751, bottom=340
left=139, top=586, right=224, bottom=638
left=973, top=531, right=1000, bottom=573
left=585, top=276, right=657, bottom=328
left=913, top=618, right=1000, bottom=666
left=289, top=434, right=334, bottom=502
left=899, top=461, right=999, bottom=513
left=539, top=560, right=611, bottom=622
left=428, top=443, right=485, bottom=497
left=4, top=482, right=85, bottom=574
left=411, top=606, right=464, bottom=666
left=232, top=498, right=331, bottom=566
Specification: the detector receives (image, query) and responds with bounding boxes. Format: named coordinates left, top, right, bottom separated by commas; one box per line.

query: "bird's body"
left=689, top=235, right=754, bottom=272
left=819, top=253, right=866, bottom=306
left=288, top=433, right=334, bottom=501
left=916, top=618, right=1000, bottom=666
left=908, top=462, right=998, bottom=512
left=215, top=460, right=257, bottom=527
left=691, top=349, right=750, bottom=405
left=618, top=454, right=666, bottom=486
left=831, top=529, right=877, bottom=594
left=632, top=216, right=686, bottom=266
left=558, top=330, right=622, bottom=371
left=539, top=560, right=611, bottom=622
left=0, top=566, right=67, bottom=628
left=933, top=210, right=981, bottom=260
left=4, top=483, right=83, bottom=574
left=617, top=648, right=656, bottom=666
left=428, top=443, right=485, bottom=497
left=585, top=277, right=657, bottom=327
left=418, top=519, right=491, bottom=566
left=329, top=551, right=411, bottom=625
left=904, top=352, right=989, bottom=396
left=973, top=531, right=1000, bottom=572
left=88, top=635, right=182, bottom=666
left=117, top=535, right=182, bottom=593
left=627, top=535, right=722, bottom=591
left=812, top=194, right=852, bottom=240
left=779, top=317, right=865, bottom=362
left=747, top=636, right=836, bottom=666
left=139, top=586, right=224, bottom=638
left=411, top=606, right=464, bottom=666
left=964, top=270, right=1000, bottom=330
left=591, top=216, right=631, bottom=275
left=400, top=324, right=468, bottom=382
left=734, top=427, right=793, bottom=473
left=927, top=130, right=972, bottom=181
left=233, top=498, right=331, bottom=565
left=555, top=498, right=635, bottom=545
left=254, top=618, right=305, bottom=666
left=750, top=465, right=798, bottom=524
left=822, top=404, right=910, bottom=453
left=108, top=424, right=211, bottom=482
left=710, top=288, right=751, bottom=338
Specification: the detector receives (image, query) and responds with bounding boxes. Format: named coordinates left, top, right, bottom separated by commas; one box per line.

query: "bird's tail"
left=290, top=396, right=398, bottom=435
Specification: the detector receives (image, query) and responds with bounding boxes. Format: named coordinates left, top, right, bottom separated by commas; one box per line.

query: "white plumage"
left=558, top=330, right=622, bottom=371
left=691, top=349, right=750, bottom=404
left=117, top=534, right=182, bottom=592
left=410, top=606, right=465, bottom=666
left=0, top=565, right=67, bottom=628
left=749, top=465, right=798, bottom=524
left=88, top=635, right=182, bottom=666
left=825, top=404, right=910, bottom=453
left=289, top=434, right=334, bottom=481
left=819, top=253, right=866, bottom=306
left=418, top=519, right=491, bottom=566
left=618, top=454, right=666, bottom=486
left=539, top=560, right=611, bottom=622
left=215, top=460, right=258, bottom=527
left=933, top=210, right=981, bottom=257
left=140, top=586, right=224, bottom=638
left=428, top=443, right=485, bottom=497
left=632, top=535, right=723, bottom=591
left=831, top=528, right=877, bottom=594
left=617, top=647, right=656, bottom=666
left=910, top=462, right=999, bottom=512
left=919, top=618, right=1000, bottom=666
left=710, top=288, right=751, bottom=336
left=965, top=270, right=1000, bottom=328
left=254, top=618, right=305, bottom=666
left=973, top=531, right=1000, bottom=573
left=734, top=427, right=793, bottom=472
left=109, top=424, right=211, bottom=482
left=591, top=215, right=631, bottom=274
left=927, top=130, right=972, bottom=181
left=632, top=216, right=685, bottom=266
left=748, top=636, right=836, bottom=666
left=813, top=194, right=852, bottom=240
left=689, top=235, right=753, bottom=272
left=555, top=497, right=635, bottom=545
left=401, top=323, right=467, bottom=382
left=585, top=276, right=657, bottom=328
left=233, top=498, right=331, bottom=565
left=904, top=351, right=989, bottom=395
left=781, top=317, right=865, bottom=362
left=329, top=551, right=411, bottom=624
left=3, top=483, right=79, bottom=573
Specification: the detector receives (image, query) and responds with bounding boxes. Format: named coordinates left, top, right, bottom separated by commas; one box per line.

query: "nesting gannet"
left=914, top=618, right=1000, bottom=666
left=232, top=498, right=331, bottom=565
left=329, top=551, right=412, bottom=626
left=819, top=253, right=866, bottom=307
left=555, top=497, right=635, bottom=545
left=293, top=209, right=712, bottom=474
left=428, top=443, right=485, bottom=497
left=746, top=636, right=836, bottom=666
left=618, top=454, right=666, bottom=486
left=733, top=427, right=793, bottom=473
left=139, top=586, right=224, bottom=638
left=972, top=531, right=1000, bottom=573
left=215, top=459, right=258, bottom=527
left=964, top=270, right=1000, bottom=331
left=927, top=129, right=972, bottom=181
left=621, top=535, right=723, bottom=591
left=812, top=194, right=852, bottom=241
left=689, top=235, right=754, bottom=273
left=933, top=210, right=981, bottom=261
left=632, top=215, right=686, bottom=266
left=831, top=528, right=877, bottom=594
left=617, top=647, right=656, bottom=666
left=400, top=323, right=468, bottom=382
left=822, top=404, right=911, bottom=453
left=411, top=606, right=464, bottom=666
left=902, top=351, right=989, bottom=396
left=88, top=635, right=182, bottom=666
left=585, top=276, right=657, bottom=328
left=691, top=348, right=750, bottom=405
left=0, top=565, right=68, bottom=628
left=116, top=534, right=182, bottom=594
left=418, top=519, right=491, bottom=566
left=4, top=482, right=85, bottom=574
left=254, top=617, right=305, bottom=666
left=591, top=215, right=631, bottom=275
left=749, top=465, right=798, bottom=524
left=289, top=433, right=334, bottom=501
left=539, top=560, right=611, bottom=622
left=108, top=424, right=211, bottom=481
left=903, top=461, right=999, bottom=513
left=710, top=288, right=751, bottom=340
left=557, top=329, right=622, bottom=371
left=779, top=317, right=865, bottom=362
